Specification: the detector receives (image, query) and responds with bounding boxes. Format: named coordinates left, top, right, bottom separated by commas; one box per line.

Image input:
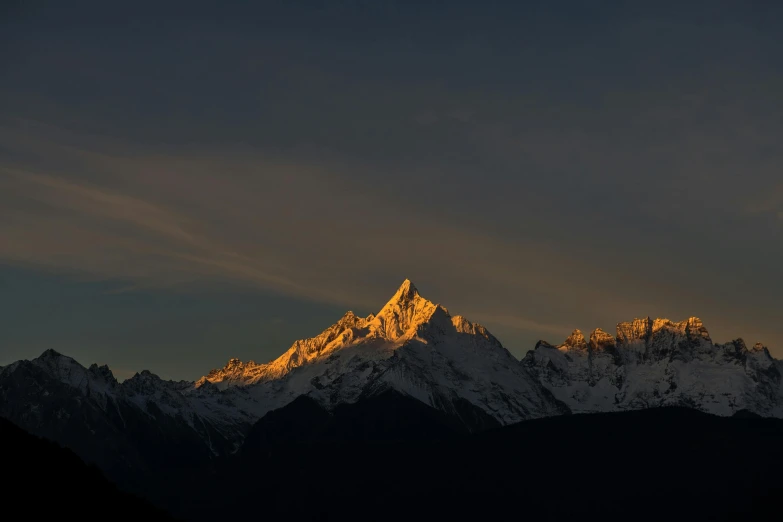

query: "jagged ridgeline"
left=1, top=279, right=781, bottom=483
left=524, top=316, right=782, bottom=416
left=195, top=278, right=566, bottom=427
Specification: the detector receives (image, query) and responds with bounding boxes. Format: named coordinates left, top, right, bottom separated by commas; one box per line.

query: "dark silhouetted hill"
left=0, top=417, right=175, bottom=520
left=157, top=395, right=783, bottom=522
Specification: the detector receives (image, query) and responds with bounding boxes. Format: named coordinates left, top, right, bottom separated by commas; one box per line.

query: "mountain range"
left=1, top=279, right=782, bottom=481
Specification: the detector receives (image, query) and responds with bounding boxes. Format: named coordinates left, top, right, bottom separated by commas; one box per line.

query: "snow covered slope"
left=201, top=280, right=568, bottom=426
left=4, top=281, right=782, bottom=477
left=0, top=279, right=567, bottom=474
left=522, top=317, right=783, bottom=416
left=0, top=348, right=267, bottom=472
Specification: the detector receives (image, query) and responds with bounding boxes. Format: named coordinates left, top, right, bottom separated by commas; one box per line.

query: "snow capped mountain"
left=200, top=279, right=568, bottom=426
left=3, top=280, right=783, bottom=480
left=0, top=348, right=264, bottom=475
left=522, top=316, right=783, bottom=417
left=0, top=279, right=567, bottom=475
left=199, top=279, right=452, bottom=389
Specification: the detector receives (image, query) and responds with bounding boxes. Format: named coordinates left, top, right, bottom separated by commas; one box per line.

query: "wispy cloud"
left=0, top=164, right=307, bottom=297
left=0, top=118, right=781, bottom=354
left=1, top=121, right=580, bottom=311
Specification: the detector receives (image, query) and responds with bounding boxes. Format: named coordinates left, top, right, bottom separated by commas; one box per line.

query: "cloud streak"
left=1, top=165, right=306, bottom=296
left=0, top=111, right=781, bottom=358
left=0, top=122, right=571, bottom=307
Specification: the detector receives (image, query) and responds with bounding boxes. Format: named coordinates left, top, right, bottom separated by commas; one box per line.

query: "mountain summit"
left=389, top=277, right=418, bottom=301
left=200, top=279, right=568, bottom=426
left=373, top=278, right=437, bottom=339
left=199, top=279, right=438, bottom=388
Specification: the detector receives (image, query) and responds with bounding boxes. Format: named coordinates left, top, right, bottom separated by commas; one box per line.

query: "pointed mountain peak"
left=563, top=329, right=587, bottom=350
left=374, top=279, right=441, bottom=340
left=731, top=337, right=748, bottom=351
left=589, top=328, right=616, bottom=351
left=226, top=358, right=246, bottom=369
left=751, top=342, right=771, bottom=358
left=336, top=310, right=362, bottom=327
left=378, top=279, right=429, bottom=315
left=393, top=279, right=419, bottom=300
left=38, top=348, right=65, bottom=359
left=33, top=349, right=80, bottom=371
left=534, top=340, right=556, bottom=350
left=28, top=349, right=117, bottom=393
left=683, top=316, right=711, bottom=342
left=87, top=363, right=118, bottom=384
left=194, top=376, right=218, bottom=390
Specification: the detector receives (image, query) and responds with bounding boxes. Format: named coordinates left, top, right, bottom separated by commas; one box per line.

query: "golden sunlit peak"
left=396, top=278, right=418, bottom=296
left=563, top=329, right=587, bottom=349
left=379, top=279, right=422, bottom=308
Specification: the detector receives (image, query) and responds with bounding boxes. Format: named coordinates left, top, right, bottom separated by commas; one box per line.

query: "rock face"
left=522, top=316, right=783, bottom=416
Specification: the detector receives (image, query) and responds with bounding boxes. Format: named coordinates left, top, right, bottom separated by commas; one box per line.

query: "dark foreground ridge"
left=0, top=417, right=174, bottom=520
left=3, top=390, right=783, bottom=521
left=142, top=390, right=783, bottom=522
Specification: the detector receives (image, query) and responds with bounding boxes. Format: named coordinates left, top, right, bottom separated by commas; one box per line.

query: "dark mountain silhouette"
left=143, top=394, right=783, bottom=522
left=2, top=384, right=782, bottom=521
left=242, top=390, right=489, bottom=453
left=0, top=416, right=174, bottom=520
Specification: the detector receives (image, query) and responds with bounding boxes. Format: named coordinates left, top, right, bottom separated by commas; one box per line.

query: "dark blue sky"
left=1, top=1, right=782, bottom=380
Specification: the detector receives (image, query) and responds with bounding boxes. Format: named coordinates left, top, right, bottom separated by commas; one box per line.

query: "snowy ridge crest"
left=523, top=316, right=782, bottom=417
left=200, top=279, right=466, bottom=388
